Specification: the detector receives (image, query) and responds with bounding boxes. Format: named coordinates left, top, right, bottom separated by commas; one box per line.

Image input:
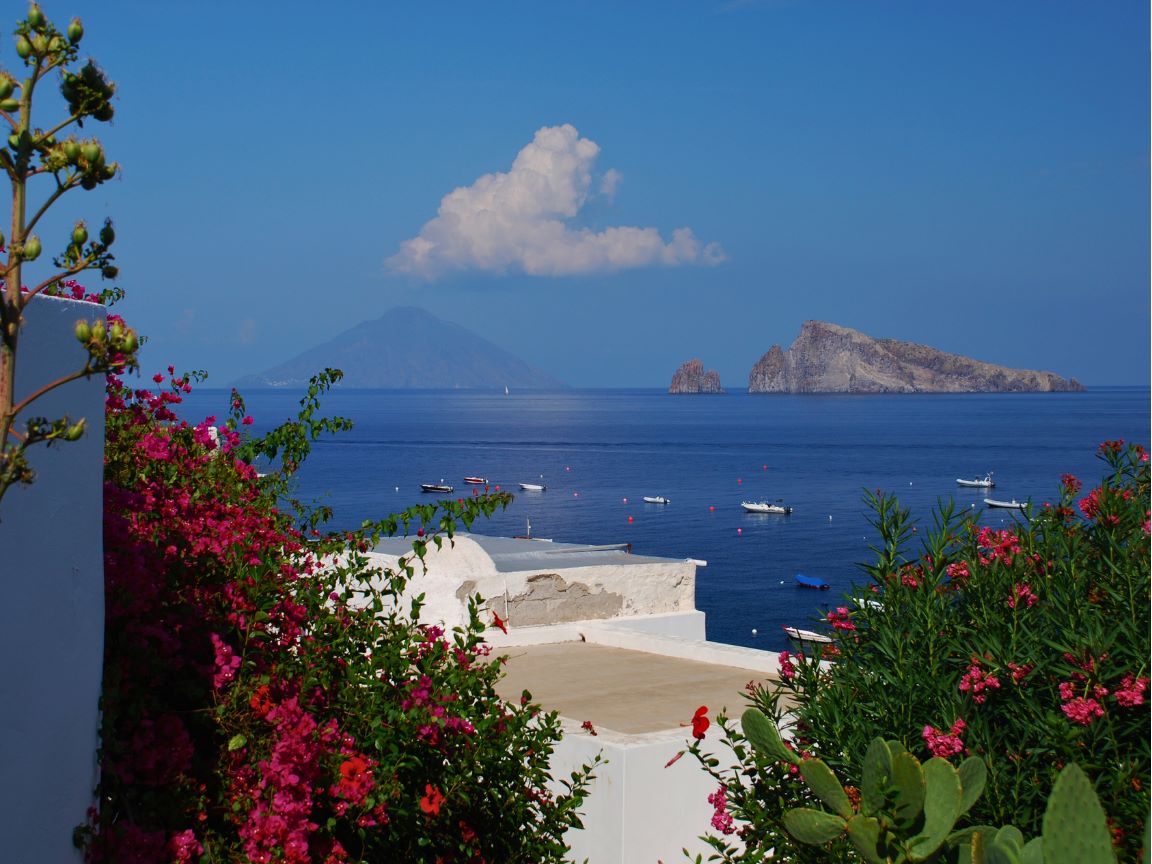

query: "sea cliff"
left=748, top=321, right=1084, bottom=394
left=669, top=359, right=724, bottom=394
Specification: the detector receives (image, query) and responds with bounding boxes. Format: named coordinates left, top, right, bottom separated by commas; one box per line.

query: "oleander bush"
left=78, top=368, right=597, bottom=863
left=692, top=441, right=1150, bottom=863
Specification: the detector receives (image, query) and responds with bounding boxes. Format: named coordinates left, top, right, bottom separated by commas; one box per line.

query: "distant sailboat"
left=505, top=385, right=510, bottom=396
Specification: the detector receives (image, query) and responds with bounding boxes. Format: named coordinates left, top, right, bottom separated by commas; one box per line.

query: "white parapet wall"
left=0, top=295, right=105, bottom=862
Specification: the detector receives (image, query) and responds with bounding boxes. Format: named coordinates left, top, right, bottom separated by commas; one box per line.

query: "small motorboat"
left=519, top=483, right=546, bottom=492
left=643, top=496, right=670, bottom=504
left=742, top=501, right=793, bottom=515
left=794, top=573, right=830, bottom=590
left=957, top=474, right=995, bottom=488
left=984, top=498, right=1025, bottom=510
left=463, top=476, right=488, bottom=485
left=420, top=483, right=454, bottom=494
left=782, top=625, right=834, bottom=646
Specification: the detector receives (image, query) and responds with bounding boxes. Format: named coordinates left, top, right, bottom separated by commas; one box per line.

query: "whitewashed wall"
left=0, top=295, right=105, bottom=862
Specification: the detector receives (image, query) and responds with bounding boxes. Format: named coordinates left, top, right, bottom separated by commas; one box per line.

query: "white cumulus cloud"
left=386, top=124, right=725, bottom=278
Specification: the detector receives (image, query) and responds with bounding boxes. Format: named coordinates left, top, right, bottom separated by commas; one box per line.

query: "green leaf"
left=741, top=708, right=797, bottom=764
left=1020, top=837, right=1044, bottom=864
left=957, top=756, right=987, bottom=816
left=1042, top=764, right=1116, bottom=864
left=800, top=758, right=854, bottom=819
left=993, top=826, right=1024, bottom=853
left=844, top=814, right=886, bottom=864
left=782, top=807, right=846, bottom=845
left=860, top=737, right=893, bottom=816
left=227, top=734, right=247, bottom=751
left=890, top=749, right=925, bottom=829
left=907, top=758, right=962, bottom=861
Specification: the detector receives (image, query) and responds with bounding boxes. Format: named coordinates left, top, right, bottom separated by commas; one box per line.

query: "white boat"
left=643, top=496, right=670, bottom=504
left=957, top=474, right=995, bottom=488
left=782, top=626, right=833, bottom=646
left=420, top=483, right=454, bottom=494
left=984, top=498, right=1025, bottom=510
left=742, top=501, right=793, bottom=515
left=519, top=482, right=546, bottom=492
left=463, top=476, right=488, bottom=485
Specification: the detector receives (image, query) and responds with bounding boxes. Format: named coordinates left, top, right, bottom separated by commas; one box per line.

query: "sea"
left=177, top=386, right=1149, bottom=652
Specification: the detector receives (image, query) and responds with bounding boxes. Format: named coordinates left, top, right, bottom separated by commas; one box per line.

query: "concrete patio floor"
left=492, top=641, right=779, bottom=735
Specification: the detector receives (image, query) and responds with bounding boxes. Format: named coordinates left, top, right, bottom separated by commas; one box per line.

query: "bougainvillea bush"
left=692, top=441, right=1150, bottom=862
left=78, top=369, right=597, bottom=863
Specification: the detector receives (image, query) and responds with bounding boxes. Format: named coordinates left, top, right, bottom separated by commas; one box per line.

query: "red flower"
left=580, top=720, right=598, bottom=736
left=690, top=705, right=710, bottom=740
left=420, top=784, right=445, bottom=816
left=491, top=611, right=508, bottom=634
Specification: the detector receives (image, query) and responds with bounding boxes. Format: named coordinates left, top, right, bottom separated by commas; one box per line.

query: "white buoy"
left=751, top=628, right=758, bottom=636
left=395, top=486, right=399, bottom=492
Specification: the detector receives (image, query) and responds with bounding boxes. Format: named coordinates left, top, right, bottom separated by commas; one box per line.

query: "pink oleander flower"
left=1007, top=662, right=1033, bottom=684
left=1061, top=696, right=1105, bottom=726
left=707, top=784, right=735, bottom=835
left=1114, top=675, right=1148, bottom=708
left=1008, top=583, right=1038, bottom=610
left=1060, top=473, right=1082, bottom=495
left=1078, top=488, right=1101, bottom=520
left=923, top=718, right=966, bottom=758
left=976, top=527, right=1021, bottom=565
left=945, top=561, right=970, bottom=582
left=958, top=662, right=1001, bottom=704
left=777, top=649, right=796, bottom=681
left=826, top=607, right=856, bottom=631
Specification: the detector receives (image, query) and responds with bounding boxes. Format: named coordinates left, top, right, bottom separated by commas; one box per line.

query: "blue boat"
left=794, top=573, right=830, bottom=590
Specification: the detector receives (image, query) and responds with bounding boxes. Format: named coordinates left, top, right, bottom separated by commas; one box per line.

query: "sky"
left=18, top=0, right=1150, bottom=387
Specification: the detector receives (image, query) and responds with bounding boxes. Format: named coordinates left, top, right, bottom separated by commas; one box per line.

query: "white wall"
left=0, top=296, right=105, bottom=862
left=553, top=721, right=739, bottom=864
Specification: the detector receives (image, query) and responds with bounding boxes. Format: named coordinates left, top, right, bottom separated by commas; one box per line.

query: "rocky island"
left=669, top=359, right=724, bottom=394
left=748, top=321, right=1083, bottom=394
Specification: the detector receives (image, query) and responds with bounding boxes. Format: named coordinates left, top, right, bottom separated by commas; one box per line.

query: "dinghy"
left=742, top=501, right=793, bottom=514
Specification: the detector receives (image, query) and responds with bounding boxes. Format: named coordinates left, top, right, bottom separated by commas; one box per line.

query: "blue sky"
left=25, top=0, right=1150, bottom=387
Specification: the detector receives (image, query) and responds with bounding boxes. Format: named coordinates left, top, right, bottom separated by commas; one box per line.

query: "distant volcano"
left=234, top=306, right=565, bottom=389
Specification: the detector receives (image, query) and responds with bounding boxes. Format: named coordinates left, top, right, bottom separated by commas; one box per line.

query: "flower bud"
left=72, top=221, right=87, bottom=246
left=62, top=139, right=80, bottom=162
left=48, top=36, right=62, bottom=53
left=30, top=34, right=47, bottom=55
left=92, top=103, right=113, bottom=122
left=27, top=4, right=45, bottom=28
left=22, top=235, right=41, bottom=260
left=81, top=141, right=101, bottom=164
left=101, top=265, right=118, bottom=280
left=0, top=77, right=14, bottom=99
left=74, top=319, right=91, bottom=342
left=15, top=36, right=31, bottom=59
left=99, top=220, right=115, bottom=246
left=109, top=319, right=124, bottom=341
left=122, top=329, right=138, bottom=353
left=64, top=420, right=86, bottom=442
left=90, top=319, right=106, bottom=342
left=0, top=98, right=17, bottom=113
left=67, top=18, right=83, bottom=44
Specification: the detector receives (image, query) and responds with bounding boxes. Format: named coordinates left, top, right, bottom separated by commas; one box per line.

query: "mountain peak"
left=235, top=307, right=565, bottom=390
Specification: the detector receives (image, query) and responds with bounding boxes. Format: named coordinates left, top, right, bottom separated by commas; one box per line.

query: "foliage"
left=78, top=368, right=598, bottom=863
left=742, top=716, right=1118, bottom=863
left=691, top=442, right=1150, bottom=862
left=1, top=3, right=137, bottom=505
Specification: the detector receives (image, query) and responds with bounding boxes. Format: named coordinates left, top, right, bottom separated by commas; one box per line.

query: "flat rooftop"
left=372, top=533, right=694, bottom=573
left=492, top=642, right=776, bottom=735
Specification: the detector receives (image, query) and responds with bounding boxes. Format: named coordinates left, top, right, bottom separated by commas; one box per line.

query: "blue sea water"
left=179, top=387, right=1149, bottom=652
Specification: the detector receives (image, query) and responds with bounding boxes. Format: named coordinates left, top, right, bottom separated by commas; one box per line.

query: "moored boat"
left=742, top=501, right=793, bottom=514
left=957, top=474, right=995, bottom=488
left=794, top=573, right=830, bottom=590
left=782, top=625, right=834, bottom=646
left=643, top=495, right=670, bottom=504
left=421, top=483, right=454, bottom=494
left=984, top=498, right=1025, bottom=510
left=463, top=476, right=488, bottom=485
left=519, top=483, right=546, bottom=492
